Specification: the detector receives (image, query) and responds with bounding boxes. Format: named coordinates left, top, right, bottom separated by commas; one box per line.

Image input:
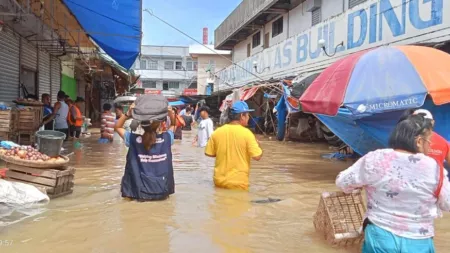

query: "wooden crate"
left=0, top=110, right=18, bottom=132
left=313, top=191, right=365, bottom=247
left=5, top=164, right=75, bottom=199
left=0, top=131, right=18, bottom=142
left=17, top=107, right=43, bottom=131
left=17, top=131, right=35, bottom=146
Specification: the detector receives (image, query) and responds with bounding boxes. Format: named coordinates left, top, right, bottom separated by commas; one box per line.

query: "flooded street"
left=2, top=131, right=450, bottom=252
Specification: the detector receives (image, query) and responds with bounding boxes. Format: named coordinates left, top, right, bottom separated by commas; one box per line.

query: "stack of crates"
left=0, top=109, right=18, bottom=142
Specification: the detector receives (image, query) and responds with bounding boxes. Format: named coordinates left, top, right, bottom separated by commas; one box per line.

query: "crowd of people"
left=41, top=90, right=85, bottom=141
left=40, top=91, right=450, bottom=252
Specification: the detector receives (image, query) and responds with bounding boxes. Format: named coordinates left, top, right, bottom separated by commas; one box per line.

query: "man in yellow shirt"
left=205, top=101, right=263, bottom=190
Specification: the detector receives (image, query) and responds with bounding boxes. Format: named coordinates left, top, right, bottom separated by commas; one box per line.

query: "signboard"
left=144, top=89, right=161, bottom=95
left=183, top=89, right=198, bottom=96
left=217, top=0, right=449, bottom=89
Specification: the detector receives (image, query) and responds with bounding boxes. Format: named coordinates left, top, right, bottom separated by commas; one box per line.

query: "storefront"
left=0, top=25, right=62, bottom=105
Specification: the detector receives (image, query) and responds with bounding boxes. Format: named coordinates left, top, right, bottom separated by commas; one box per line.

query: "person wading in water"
left=205, top=101, right=263, bottom=190
left=42, top=91, right=69, bottom=140
left=114, top=95, right=176, bottom=201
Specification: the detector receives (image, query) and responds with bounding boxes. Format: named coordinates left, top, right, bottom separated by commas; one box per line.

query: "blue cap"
left=231, top=101, right=254, bottom=114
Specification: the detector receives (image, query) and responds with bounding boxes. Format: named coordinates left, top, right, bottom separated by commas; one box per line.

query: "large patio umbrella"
left=299, top=45, right=450, bottom=116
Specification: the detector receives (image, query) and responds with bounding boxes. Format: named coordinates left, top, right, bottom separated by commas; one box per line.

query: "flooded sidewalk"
left=2, top=132, right=450, bottom=252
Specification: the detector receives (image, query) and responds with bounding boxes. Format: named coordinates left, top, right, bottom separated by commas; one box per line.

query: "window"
left=312, top=8, right=322, bottom=26
left=252, top=31, right=261, bottom=48
left=148, top=60, right=158, bottom=70
left=163, top=81, right=169, bottom=90
left=349, top=0, right=367, bottom=9
left=142, top=80, right=157, bottom=89
left=175, top=61, right=183, bottom=70
left=272, top=17, right=283, bottom=38
left=187, top=61, right=193, bottom=71
left=140, top=60, right=147, bottom=69
left=193, top=61, right=198, bottom=71
left=168, top=81, right=180, bottom=89
left=164, top=61, right=174, bottom=70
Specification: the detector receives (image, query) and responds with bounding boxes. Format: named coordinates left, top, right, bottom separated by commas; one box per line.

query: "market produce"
left=0, top=146, right=65, bottom=163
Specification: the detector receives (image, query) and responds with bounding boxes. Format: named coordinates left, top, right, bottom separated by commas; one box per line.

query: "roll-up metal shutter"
left=21, top=39, right=37, bottom=70
left=349, top=0, right=367, bottom=9
left=20, top=38, right=38, bottom=97
left=0, top=26, right=20, bottom=103
left=38, top=50, right=51, bottom=98
left=50, top=56, right=61, bottom=104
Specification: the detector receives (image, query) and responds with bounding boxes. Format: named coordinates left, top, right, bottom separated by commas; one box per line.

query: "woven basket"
left=313, top=190, right=365, bottom=247
left=0, top=154, right=69, bottom=168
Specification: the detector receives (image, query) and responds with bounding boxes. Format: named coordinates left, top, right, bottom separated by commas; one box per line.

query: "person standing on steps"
left=42, top=91, right=69, bottom=140
left=205, top=101, right=263, bottom=190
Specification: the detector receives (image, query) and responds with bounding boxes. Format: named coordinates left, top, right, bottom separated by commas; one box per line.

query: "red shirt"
left=427, top=132, right=449, bottom=167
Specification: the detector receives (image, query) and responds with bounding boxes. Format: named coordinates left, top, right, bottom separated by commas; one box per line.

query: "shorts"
left=363, top=224, right=435, bottom=253
left=55, top=128, right=69, bottom=141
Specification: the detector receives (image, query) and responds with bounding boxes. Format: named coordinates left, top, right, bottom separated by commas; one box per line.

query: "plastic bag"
left=0, top=179, right=49, bottom=206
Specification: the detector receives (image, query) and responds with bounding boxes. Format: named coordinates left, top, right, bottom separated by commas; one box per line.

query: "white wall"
left=231, top=0, right=347, bottom=62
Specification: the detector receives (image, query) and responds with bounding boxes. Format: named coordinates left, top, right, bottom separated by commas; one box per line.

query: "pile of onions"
left=0, top=146, right=50, bottom=162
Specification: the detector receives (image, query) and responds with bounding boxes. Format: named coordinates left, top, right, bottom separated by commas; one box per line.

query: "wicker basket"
left=0, top=154, right=69, bottom=168
left=313, top=190, right=365, bottom=247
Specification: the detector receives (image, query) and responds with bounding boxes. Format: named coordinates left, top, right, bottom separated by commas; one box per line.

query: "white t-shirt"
left=197, top=118, right=214, bottom=148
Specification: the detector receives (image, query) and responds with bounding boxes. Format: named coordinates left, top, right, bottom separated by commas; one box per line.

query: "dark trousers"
left=69, top=125, right=81, bottom=138
left=55, top=128, right=69, bottom=141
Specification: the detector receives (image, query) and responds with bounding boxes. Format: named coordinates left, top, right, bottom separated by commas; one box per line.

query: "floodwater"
left=2, top=131, right=450, bottom=252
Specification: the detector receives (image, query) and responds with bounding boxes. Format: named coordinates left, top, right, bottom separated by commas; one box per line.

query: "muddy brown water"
left=1, top=131, right=449, bottom=252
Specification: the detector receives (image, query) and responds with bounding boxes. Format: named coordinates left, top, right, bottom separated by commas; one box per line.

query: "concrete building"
left=133, top=46, right=198, bottom=96
left=189, top=45, right=231, bottom=95
left=214, top=0, right=450, bottom=90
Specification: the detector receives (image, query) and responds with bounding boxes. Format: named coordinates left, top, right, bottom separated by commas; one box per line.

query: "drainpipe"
left=342, top=0, right=345, bottom=13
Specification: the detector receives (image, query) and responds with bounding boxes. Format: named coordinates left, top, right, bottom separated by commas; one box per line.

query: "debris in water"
left=251, top=198, right=282, bottom=204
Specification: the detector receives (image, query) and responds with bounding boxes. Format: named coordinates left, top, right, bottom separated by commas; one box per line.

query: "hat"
left=75, top=96, right=85, bottom=102
left=231, top=101, right=254, bottom=114
left=414, top=109, right=433, bottom=120
left=132, top=94, right=168, bottom=122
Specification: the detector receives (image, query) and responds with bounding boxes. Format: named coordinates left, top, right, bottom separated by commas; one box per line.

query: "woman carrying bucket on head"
left=114, top=94, right=176, bottom=201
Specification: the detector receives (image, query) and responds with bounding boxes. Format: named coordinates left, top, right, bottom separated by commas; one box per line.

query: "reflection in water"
left=1, top=131, right=450, bottom=252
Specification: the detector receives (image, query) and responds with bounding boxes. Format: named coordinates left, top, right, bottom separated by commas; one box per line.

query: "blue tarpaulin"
left=317, top=99, right=450, bottom=156
left=63, top=0, right=141, bottom=70
left=169, top=101, right=185, bottom=107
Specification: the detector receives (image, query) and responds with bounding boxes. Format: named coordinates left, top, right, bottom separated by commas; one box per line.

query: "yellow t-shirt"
left=205, top=124, right=262, bottom=190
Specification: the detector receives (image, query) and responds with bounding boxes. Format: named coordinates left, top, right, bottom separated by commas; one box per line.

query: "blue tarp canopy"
left=63, top=0, right=141, bottom=70
left=316, top=99, right=450, bottom=155
left=169, top=101, right=185, bottom=107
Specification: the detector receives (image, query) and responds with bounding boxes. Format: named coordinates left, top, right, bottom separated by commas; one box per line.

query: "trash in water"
left=251, top=198, right=282, bottom=204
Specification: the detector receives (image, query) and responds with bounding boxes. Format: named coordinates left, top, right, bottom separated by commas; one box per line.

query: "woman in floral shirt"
left=336, top=115, right=450, bottom=252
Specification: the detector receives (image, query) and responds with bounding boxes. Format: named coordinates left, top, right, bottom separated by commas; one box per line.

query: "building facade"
left=214, top=0, right=450, bottom=90
left=189, top=45, right=231, bottom=95
left=133, top=46, right=198, bottom=96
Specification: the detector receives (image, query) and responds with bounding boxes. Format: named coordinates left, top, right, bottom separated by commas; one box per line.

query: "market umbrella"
left=299, top=45, right=450, bottom=116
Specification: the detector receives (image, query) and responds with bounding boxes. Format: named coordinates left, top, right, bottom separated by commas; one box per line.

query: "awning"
left=62, top=0, right=142, bottom=70
left=169, top=101, right=185, bottom=107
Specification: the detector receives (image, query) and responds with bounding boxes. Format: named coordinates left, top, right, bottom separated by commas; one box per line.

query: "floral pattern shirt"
left=336, top=149, right=450, bottom=239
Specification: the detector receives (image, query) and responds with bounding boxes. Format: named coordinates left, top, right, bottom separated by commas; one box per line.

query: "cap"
left=231, top=101, right=254, bottom=114
left=75, top=96, right=85, bottom=102
left=414, top=109, right=433, bottom=120
left=132, top=94, right=168, bottom=122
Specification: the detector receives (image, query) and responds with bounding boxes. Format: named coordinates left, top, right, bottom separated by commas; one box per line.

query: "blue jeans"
left=363, top=224, right=435, bottom=253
